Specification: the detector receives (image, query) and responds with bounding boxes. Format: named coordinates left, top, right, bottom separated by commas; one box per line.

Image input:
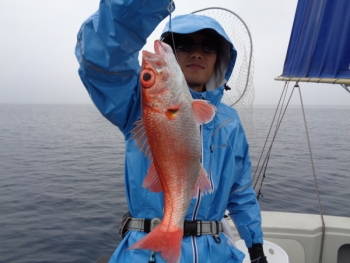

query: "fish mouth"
left=142, top=49, right=164, bottom=69
left=154, top=40, right=163, bottom=55
left=142, top=40, right=174, bottom=70
left=155, top=40, right=173, bottom=56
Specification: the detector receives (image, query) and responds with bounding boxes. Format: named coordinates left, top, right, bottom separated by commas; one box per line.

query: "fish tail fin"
left=128, top=224, right=182, bottom=263
left=192, top=165, right=213, bottom=197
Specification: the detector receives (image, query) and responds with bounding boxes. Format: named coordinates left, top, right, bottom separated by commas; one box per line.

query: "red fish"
left=129, top=40, right=216, bottom=263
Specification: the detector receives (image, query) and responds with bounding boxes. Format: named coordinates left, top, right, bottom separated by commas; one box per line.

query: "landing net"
left=192, top=7, right=255, bottom=138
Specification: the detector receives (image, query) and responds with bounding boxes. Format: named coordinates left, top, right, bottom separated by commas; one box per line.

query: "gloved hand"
left=248, top=243, right=268, bottom=263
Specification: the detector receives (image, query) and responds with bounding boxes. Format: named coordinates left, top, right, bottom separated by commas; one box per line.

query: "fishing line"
left=167, top=0, right=180, bottom=63
left=167, top=0, right=175, bottom=32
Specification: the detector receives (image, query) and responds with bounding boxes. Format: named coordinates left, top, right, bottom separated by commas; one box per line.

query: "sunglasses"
left=174, top=38, right=219, bottom=53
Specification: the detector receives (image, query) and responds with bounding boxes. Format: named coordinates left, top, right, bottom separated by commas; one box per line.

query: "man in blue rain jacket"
left=75, top=0, right=267, bottom=262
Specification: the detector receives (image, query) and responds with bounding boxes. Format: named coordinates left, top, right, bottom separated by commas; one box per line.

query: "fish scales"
left=129, top=40, right=216, bottom=263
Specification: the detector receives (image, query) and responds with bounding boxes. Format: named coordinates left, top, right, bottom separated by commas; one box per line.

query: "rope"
left=341, top=84, right=350, bottom=93
left=253, top=81, right=326, bottom=263
left=252, top=81, right=287, bottom=184
left=256, top=155, right=269, bottom=200
left=295, top=83, right=325, bottom=263
left=253, top=81, right=294, bottom=188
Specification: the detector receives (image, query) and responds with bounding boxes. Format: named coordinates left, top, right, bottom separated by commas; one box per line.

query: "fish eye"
left=140, top=69, right=155, bottom=88
left=143, top=72, right=152, bottom=81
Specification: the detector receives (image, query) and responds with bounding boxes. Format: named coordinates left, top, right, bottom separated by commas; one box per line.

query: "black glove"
left=248, top=243, right=268, bottom=263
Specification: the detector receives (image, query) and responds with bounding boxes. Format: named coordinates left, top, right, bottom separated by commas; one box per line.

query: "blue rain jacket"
left=75, top=1, right=263, bottom=262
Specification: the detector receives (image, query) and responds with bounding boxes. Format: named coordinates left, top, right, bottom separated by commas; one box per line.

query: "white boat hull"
left=230, top=211, right=350, bottom=263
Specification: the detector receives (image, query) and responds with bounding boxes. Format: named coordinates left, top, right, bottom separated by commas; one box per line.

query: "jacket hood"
left=161, top=14, right=237, bottom=92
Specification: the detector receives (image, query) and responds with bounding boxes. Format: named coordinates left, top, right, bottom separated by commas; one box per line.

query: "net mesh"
left=192, top=8, right=255, bottom=138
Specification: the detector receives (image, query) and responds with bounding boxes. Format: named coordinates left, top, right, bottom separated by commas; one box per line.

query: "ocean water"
left=0, top=104, right=349, bottom=263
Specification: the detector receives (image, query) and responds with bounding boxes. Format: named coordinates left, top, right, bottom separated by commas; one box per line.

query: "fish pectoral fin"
left=143, top=161, right=163, bottom=192
left=192, top=100, right=217, bottom=124
left=192, top=165, right=213, bottom=198
left=130, top=118, right=153, bottom=160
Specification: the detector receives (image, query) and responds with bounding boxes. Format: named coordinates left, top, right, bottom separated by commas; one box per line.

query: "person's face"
left=174, top=32, right=218, bottom=92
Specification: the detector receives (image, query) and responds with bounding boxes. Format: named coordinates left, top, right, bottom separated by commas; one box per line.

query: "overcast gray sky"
left=0, top=0, right=349, bottom=105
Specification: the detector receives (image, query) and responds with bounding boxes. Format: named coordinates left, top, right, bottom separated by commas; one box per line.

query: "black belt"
left=121, top=217, right=223, bottom=242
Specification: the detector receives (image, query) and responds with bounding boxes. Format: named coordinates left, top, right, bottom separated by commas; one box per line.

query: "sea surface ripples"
left=0, top=104, right=349, bottom=262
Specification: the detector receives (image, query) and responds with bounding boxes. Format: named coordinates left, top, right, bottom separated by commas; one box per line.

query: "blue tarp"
left=282, top=0, right=350, bottom=79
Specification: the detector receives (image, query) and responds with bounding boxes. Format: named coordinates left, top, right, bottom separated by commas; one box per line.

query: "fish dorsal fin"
left=191, top=165, right=213, bottom=198
left=143, top=161, right=163, bottom=192
left=130, top=118, right=153, bottom=160
left=192, top=100, right=216, bottom=124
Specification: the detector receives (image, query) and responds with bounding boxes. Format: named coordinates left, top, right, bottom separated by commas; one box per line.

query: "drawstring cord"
left=148, top=251, right=156, bottom=263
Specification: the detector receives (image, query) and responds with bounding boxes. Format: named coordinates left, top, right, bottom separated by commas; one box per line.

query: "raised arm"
left=75, top=0, right=170, bottom=132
